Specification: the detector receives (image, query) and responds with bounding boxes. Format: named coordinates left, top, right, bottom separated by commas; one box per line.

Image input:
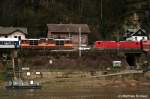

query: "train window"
left=56, top=40, right=64, bottom=45
left=21, top=40, right=25, bottom=44
left=0, top=41, right=3, bottom=45
left=39, top=39, right=45, bottom=43
left=5, top=36, right=8, bottom=38
left=29, top=40, right=39, bottom=45
left=56, top=41, right=59, bottom=45
left=48, top=39, right=54, bottom=44
left=3, top=41, right=6, bottom=45
left=47, top=40, right=50, bottom=43
left=21, top=40, right=28, bottom=44
left=98, top=42, right=101, bottom=45
left=59, top=41, right=64, bottom=45
left=0, top=41, right=16, bottom=45
left=4, top=41, right=13, bottom=45
left=14, top=36, right=17, bottom=38
left=66, top=40, right=71, bottom=44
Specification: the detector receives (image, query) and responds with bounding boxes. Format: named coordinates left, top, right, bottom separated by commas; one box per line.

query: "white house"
left=126, top=29, right=148, bottom=41
left=0, top=27, right=28, bottom=40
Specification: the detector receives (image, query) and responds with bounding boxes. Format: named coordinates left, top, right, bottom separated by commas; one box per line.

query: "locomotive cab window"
left=98, top=42, right=101, bottom=45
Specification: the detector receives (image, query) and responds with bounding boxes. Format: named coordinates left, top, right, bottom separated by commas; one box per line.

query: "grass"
left=0, top=72, right=6, bottom=81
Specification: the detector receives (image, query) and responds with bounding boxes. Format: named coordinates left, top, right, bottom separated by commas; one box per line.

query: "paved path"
left=99, top=70, right=143, bottom=77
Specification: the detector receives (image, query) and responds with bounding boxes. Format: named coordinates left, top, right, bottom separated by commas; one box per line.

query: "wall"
left=71, top=34, right=88, bottom=46
left=48, top=32, right=88, bottom=47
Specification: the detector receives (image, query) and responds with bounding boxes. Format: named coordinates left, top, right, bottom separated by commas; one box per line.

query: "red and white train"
left=1, top=37, right=150, bottom=52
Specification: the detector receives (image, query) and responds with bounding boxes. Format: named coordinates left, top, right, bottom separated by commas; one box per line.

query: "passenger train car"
left=21, top=39, right=40, bottom=49
left=0, top=38, right=20, bottom=49
left=21, top=38, right=73, bottom=50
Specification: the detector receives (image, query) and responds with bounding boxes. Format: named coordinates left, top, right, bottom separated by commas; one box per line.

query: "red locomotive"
left=94, top=41, right=141, bottom=51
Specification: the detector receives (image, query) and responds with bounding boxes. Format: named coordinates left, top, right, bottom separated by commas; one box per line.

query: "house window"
left=53, top=35, right=57, bottom=39
left=138, top=31, right=141, bottom=35
left=5, top=36, right=8, bottom=38
left=135, top=37, right=137, bottom=40
left=142, top=37, right=145, bottom=40
left=48, top=35, right=53, bottom=39
left=69, top=33, right=72, bottom=39
left=81, top=35, right=84, bottom=39
left=18, top=36, right=21, bottom=40
left=58, top=35, right=61, bottom=39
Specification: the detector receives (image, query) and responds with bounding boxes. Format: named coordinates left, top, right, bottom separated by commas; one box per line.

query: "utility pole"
left=79, top=27, right=82, bottom=57
left=12, top=50, right=17, bottom=80
left=100, top=0, right=103, bottom=21
left=100, top=0, right=104, bottom=38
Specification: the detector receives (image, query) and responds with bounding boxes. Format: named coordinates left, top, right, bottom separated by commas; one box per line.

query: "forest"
left=0, top=0, right=149, bottom=42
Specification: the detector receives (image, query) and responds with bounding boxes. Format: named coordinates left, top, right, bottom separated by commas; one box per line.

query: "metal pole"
left=79, top=27, right=82, bottom=57
left=12, top=50, right=16, bottom=80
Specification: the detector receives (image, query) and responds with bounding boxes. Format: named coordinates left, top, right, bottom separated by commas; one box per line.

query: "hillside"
left=0, top=0, right=149, bottom=41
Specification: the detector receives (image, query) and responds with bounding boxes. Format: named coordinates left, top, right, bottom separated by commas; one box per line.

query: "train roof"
left=22, top=39, right=40, bottom=40
left=28, top=39, right=40, bottom=40
left=54, top=39, right=71, bottom=41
